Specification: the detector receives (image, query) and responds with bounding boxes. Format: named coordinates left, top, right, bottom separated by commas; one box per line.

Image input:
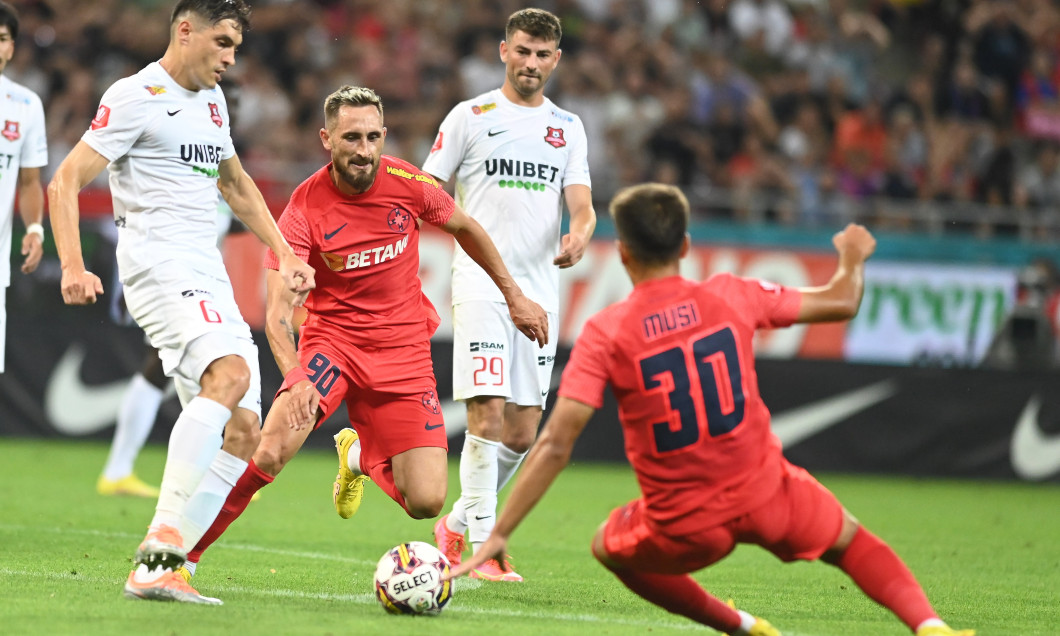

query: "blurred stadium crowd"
left=7, top=0, right=1060, bottom=238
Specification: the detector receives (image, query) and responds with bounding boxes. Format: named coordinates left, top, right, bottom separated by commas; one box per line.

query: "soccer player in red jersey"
left=451, top=183, right=974, bottom=636
left=177, top=85, right=548, bottom=582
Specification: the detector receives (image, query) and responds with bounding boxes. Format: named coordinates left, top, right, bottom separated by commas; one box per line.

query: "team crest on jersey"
left=1, top=120, right=18, bottom=141
left=545, top=127, right=566, bottom=148
left=91, top=105, right=111, bottom=130
left=421, top=389, right=441, bottom=414
left=209, top=103, right=223, bottom=127
left=430, top=131, right=443, bottom=153
left=387, top=207, right=412, bottom=233
left=471, top=102, right=497, bottom=115
left=143, top=85, right=167, bottom=96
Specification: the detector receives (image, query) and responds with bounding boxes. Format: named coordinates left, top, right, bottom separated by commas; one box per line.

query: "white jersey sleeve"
left=422, top=105, right=470, bottom=183
left=82, top=78, right=151, bottom=162
left=20, top=91, right=47, bottom=169
left=561, top=115, right=591, bottom=189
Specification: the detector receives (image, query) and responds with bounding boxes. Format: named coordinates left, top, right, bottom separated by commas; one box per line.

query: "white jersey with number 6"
left=81, top=62, right=235, bottom=282
left=422, top=89, right=590, bottom=313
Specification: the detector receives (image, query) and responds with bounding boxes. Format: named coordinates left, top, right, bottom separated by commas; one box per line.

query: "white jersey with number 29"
left=422, top=89, right=590, bottom=313
left=82, top=62, right=235, bottom=281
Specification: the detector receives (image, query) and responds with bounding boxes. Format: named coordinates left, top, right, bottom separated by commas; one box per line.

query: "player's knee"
left=501, top=429, right=535, bottom=454
left=203, top=356, right=252, bottom=406
left=403, top=489, right=446, bottom=520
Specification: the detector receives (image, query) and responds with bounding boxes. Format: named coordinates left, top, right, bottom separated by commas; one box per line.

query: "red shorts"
left=601, top=460, right=843, bottom=574
left=278, top=329, right=447, bottom=504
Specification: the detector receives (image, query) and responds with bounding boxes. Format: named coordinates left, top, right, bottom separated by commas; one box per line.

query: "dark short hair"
left=324, top=85, right=384, bottom=127
left=610, top=183, right=690, bottom=266
left=505, top=8, right=562, bottom=45
left=171, top=0, right=251, bottom=33
left=0, top=1, right=19, bottom=40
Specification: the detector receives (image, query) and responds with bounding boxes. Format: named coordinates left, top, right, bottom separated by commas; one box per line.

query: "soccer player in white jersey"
left=48, top=0, right=314, bottom=604
left=0, top=2, right=47, bottom=374
left=422, top=7, right=596, bottom=582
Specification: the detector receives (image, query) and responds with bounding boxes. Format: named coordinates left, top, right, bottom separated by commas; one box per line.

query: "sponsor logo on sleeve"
left=143, top=85, right=167, bottom=95
left=430, top=131, right=443, bottom=153
left=471, top=102, right=497, bottom=115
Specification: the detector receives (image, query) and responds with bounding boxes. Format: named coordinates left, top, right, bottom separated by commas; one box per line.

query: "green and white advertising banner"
left=845, top=262, right=1017, bottom=366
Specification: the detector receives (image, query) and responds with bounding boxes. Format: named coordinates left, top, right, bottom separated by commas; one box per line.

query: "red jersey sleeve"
left=709, top=272, right=802, bottom=329
left=557, top=316, right=612, bottom=409
left=264, top=203, right=313, bottom=270
left=418, top=177, right=455, bottom=226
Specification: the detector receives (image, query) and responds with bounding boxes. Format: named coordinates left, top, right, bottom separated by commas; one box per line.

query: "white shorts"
left=122, top=261, right=261, bottom=418
left=452, top=300, right=558, bottom=408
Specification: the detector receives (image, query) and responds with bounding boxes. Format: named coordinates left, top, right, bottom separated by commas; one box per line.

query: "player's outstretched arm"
left=18, top=166, right=45, bottom=274
left=47, top=141, right=109, bottom=305
left=796, top=223, right=877, bottom=324
left=264, top=268, right=319, bottom=431
left=439, top=204, right=549, bottom=346
left=553, top=184, right=596, bottom=269
left=218, top=155, right=315, bottom=302
left=448, top=397, right=595, bottom=579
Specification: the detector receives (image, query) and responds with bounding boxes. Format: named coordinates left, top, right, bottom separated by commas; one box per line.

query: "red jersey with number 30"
left=265, top=156, right=454, bottom=346
left=559, top=273, right=802, bottom=535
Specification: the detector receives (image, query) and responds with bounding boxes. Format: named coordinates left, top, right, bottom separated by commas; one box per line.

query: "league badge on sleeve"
left=90, top=105, right=111, bottom=131
left=1, top=120, right=19, bottom=141
left=545, top=126, right=566, bottom=148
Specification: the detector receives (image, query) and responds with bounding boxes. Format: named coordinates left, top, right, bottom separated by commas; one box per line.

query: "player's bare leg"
left=392, top=446, right=447, bottom=519
left=185, top=392, right=321, bottom=577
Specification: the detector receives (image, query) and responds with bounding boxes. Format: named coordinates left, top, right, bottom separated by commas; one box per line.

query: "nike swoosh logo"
left=474, top=515, right=492, bottom=520
left=1010, top=394, right=1060, bottom=480
left=167, top=109, right=181, bottom=116
left=772, top=380, right=899, bottom=447
left=425, top=421, right=444, bottom=431
left=44, top=344, right=133, bottom=434
left=324, top=223, right=347, bottom=240
left=487, top=129, right=508, bottom=137
left=44, top=344, right=176, bottom=435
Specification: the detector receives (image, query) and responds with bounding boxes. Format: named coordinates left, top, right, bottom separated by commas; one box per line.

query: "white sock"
left=459, top=433, right=499, bottom=549
left=344, top=436, right=363, bottom=476
left=103, top=374, right=165, bottom=480
left=735, top=610, right=758, bottom=635
left=916, top=619, right=946, bottom=631
left=183, top=560, right=197, bottom=576
left=496, top=443, right=527, bottom=491
left=181, top=450, right=248, bottom=549
left=150, top=397, right=230, bottom=530
left=447, top=495, right=468, bottom=534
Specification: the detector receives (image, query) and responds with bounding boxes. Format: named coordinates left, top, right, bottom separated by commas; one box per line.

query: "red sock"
left=606, top=564, right=740, bottom=632
left=837, top=527, right=938, bottom=630
left=187, top=460, right=273, bottom=563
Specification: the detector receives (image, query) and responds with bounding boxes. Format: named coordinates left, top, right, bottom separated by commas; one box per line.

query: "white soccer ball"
left=373, top=541, right=453, bottom=615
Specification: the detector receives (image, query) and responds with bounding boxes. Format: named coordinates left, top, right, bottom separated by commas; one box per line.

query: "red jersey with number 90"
left=265, top=156, right=454, bottom=346
left=558, top=273, right=802, bottom=535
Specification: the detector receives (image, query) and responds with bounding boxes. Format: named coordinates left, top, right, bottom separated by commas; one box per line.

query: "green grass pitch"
left=1, top=437, right=1057, bottom=635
